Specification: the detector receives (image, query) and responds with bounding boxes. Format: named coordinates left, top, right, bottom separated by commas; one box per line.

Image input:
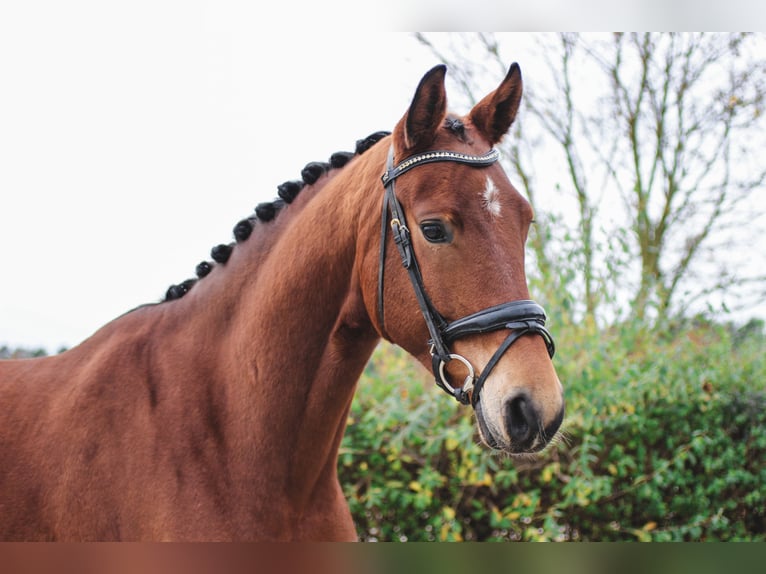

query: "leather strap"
left=379, top=148, right=450, bottom=362
left=468, top=324, right=548, bottom=407
left=443, top=300, right=554, bottom=355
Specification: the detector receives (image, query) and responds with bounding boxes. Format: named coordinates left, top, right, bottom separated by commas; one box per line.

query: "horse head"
left=366, top=64, right=564, bottom=454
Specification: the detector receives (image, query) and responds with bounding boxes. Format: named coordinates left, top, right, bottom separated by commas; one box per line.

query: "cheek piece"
left=377, top=145, right=555, bottom=407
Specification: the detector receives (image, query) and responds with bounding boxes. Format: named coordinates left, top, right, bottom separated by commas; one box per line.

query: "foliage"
left=340, top=319, right=766, bottom=541
left=0, top=345, right=48, bottom=359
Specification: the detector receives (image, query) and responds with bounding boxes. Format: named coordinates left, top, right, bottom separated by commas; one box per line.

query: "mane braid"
left=233, top=218, right=255, bottom=243
left=161, top=130, right=391, bottom=303
left=196, top=261, right=213, bottom=278
left=301, top=162, right=331, bottom=185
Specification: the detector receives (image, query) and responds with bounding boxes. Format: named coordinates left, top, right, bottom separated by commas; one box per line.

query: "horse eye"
left=420, top=220, right=451, bottom=243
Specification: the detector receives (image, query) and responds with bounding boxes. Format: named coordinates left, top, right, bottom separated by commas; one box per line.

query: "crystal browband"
left=381, top=148, right=500, bottom=185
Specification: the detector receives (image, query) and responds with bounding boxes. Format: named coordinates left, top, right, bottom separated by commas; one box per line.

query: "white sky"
left=0, top=11, right=426, bottom=351
left=1, top=4, right=764, bottom=352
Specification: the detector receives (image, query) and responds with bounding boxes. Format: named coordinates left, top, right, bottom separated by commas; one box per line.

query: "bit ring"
left=437, top=354, right=475, bottom=397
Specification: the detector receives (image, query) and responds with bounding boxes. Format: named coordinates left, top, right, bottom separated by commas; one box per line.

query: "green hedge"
left=340, top=320, right=766, bottom=541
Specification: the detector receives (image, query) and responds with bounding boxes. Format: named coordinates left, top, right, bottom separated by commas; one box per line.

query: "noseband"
left=378, top=145, right=555, bottom=407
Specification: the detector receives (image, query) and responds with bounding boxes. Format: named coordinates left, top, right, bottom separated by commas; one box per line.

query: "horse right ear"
left=394, top=65, right=448, bottom=153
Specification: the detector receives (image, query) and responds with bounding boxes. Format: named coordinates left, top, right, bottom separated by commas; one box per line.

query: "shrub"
left=340, top=320, right=766, bottom=541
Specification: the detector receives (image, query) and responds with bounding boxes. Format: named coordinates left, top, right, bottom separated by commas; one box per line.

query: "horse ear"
left=469, top=62, right=523, bottom=145
left=395, top=65, right=448, bottom=153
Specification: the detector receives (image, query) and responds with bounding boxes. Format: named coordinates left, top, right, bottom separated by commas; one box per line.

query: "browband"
left=382, top=148, right=500, bottom=187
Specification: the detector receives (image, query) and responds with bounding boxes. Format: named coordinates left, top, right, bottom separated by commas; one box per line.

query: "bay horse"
left=0, top=63, right=564, bottom=541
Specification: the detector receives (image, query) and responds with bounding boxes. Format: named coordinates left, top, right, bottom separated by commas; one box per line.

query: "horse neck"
left=155, top=143, right=387, bottom=510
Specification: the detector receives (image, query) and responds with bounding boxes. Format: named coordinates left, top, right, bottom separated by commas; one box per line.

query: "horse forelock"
left=162, top=131, right=391, bottom=303
left=444, top=115, right=468, bottom=142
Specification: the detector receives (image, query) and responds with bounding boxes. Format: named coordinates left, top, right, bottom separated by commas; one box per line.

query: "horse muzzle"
left=474, top=382, right=565, bottom=454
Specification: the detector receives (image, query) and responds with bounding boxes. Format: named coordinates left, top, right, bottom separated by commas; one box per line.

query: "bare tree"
left=417, top=33, right=766, bottom=324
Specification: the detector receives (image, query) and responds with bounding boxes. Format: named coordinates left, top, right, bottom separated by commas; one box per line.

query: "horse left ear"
left=468, top=63, right=523, bottom=145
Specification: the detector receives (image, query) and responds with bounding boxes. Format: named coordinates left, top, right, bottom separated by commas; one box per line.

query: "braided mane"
left=163, top=131, right=390, bottom=302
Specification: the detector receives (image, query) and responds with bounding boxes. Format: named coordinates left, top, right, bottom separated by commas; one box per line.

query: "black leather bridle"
left=378, top=145, right=555, bottom=407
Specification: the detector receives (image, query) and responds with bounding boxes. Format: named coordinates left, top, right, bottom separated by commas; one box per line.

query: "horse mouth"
left=475, top=399, right=514, bottom=452
left=474, top=401, right=504, bottom=450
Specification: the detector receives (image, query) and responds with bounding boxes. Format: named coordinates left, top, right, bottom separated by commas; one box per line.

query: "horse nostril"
left=505, top=394, right=537, bottom=447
